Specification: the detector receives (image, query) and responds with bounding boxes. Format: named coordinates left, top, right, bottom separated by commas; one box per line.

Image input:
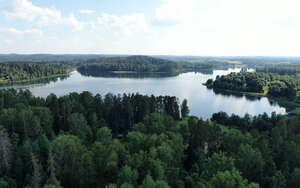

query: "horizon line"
left=0, top=53, right=300, bottom=58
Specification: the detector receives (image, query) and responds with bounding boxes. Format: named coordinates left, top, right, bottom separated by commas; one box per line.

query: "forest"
left=77, top=56, right=181, bottom=74
left=257, top=66, right=300, bottom=76
left=3, top=55, right=296, bottom=83
left=0, top=54, right=109, bottom=64
left=0, top=55, right=238, bottom=86
left=77, top=56, right=240, bottom=75
left=0, top=64, right=71, bottom=85
left=0, top=89, right=299, bottom=188
left=205, top=72, right=299, bottom=98
left=1, top=54, right=300, bottom=67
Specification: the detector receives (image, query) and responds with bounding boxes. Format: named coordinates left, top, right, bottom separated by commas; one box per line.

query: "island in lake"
left=205, top=70, right=300, bottom=114
left=0, top=54, right=299, bottom=188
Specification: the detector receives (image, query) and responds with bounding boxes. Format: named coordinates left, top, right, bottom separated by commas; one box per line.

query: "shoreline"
left=0, top=71, right=72, bottom=87
left=204, top=85, right=300, bottom=115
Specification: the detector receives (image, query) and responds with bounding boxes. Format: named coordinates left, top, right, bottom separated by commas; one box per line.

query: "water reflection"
left=78, top=71, right=179, bottom=79
left=211, top=88, right=262, bottom=101
left=0, top=75, right=69, bottom=89
left=0, top=68, right=286, bottom=119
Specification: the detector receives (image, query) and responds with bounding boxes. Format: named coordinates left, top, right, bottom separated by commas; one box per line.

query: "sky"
left=0, top=0, right=299, bottom=56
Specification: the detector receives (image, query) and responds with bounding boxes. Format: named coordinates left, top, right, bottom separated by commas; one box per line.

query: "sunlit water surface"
left=1, top=68, right=286, bottom=119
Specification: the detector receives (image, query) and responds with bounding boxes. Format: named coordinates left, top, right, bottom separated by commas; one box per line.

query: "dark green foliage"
left=257, top=65, right=300, bottom=76
left=77, top=55, right=238, bottom=77
left=118, top=165, right=139, bottom=186
left=0, top=63, right=70, bottom=85
left=0, top=89, right=299, bottom=188
left=51, top=135, right=84, bottom=188
left=0, top=126, right=13, bottom=176
left=210, top=72, right=267, bottom=93
left=78, top=56, right=181, bottom=74
left=181, top=99, right=189, bottom=119
left=271, top=171, right=286, bottom=188
left=289, top=168, right=300, bottom=187
left=208, top=169, right=259, bottom=188
left=139, top=175, right=170, bottom=188
left=68, top=113, right=92, bottom=142
left=0, top=54, right=107, bottom=63
left=268, top=80, right=297, bottom=98
left=207, top=71, right=298, bottom=98
left=235, top=144, right=265, bottom=183
left=201, top=152, right=235, bottom=180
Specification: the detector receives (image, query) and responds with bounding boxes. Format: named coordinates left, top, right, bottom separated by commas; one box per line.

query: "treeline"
left=0, top=89, right=184, bottom=188
left=78, top=56, right=181, bottom=74
left=225, top=57, right=300, bottom=68
left=205, top=72, right=298, bottom=98
left=210, top=111, right=300, bottom=187
left=257, top=66, right=300, bottom=76
left=78, top=71, right=178, bottom=79
left=0, top=54, right=109, bottom=64
left=3, top=55, right=300, bottom=69
left=77, top=56, right=238, bottom=76
left=0, top=63, right=71, bottom=85
left=0, top=89, right=300, bottom=187
left=180, top=61, right=234, bottom=72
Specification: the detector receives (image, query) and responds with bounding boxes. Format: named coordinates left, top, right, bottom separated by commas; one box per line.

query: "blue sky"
left=0, top=0, right=299, bottom=56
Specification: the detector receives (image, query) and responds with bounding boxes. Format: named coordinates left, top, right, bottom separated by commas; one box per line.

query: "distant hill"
left=85, top=55, right=175, bottom=64
left=0, top=54, right=117, bottom=64
left=1, top=54, right=300, bottom=67
left=78, top=55, right=181, bottom=73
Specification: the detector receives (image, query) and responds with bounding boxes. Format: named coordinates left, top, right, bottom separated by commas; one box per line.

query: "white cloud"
left=0, top=0, right=300, bottom=55
left=3, top=0, right=84, bottom=30
left=4, top=39, right=14, bottom=45
left=66, top=14, right=84, bottom=31
left=154, top=0, right=199, bottom=25
left=0, top=27, right=43, bottom=37
left=149, top=0, right=300, bottom=56
left=96, top=13, right=148, bottom=36
left=79, top=10, right=95, bottom=15
left=154, top=0, right=300, bottom=27
left=0, top=27, right=43, bottom=51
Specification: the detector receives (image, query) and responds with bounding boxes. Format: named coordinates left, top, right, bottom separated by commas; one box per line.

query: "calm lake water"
left=2, top=68, right=286, bottom=119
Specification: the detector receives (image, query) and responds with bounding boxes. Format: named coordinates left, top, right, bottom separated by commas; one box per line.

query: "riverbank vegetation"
left=0, top=63, right=71, bottom=85
left=77, top=55, right=242, bottom=75
left=205, top=72, right=299, bottom=99
left=78, top=56, right=181, bottom=74
left=0, top=89, right=299, bottom=188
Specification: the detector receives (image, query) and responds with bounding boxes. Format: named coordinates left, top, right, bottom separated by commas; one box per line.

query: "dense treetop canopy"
left=0, top=63, right=71, bottom=85
left=0, top=89, right=299, bottom=188
left=1, top=56, right=300, bottom=187
left=78, top=56, right=182, bottom=73
left=206, top=72, right=298, bottom=98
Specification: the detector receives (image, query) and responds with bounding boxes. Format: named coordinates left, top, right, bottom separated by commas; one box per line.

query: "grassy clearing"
left=263, top=86, right=269, bottom=95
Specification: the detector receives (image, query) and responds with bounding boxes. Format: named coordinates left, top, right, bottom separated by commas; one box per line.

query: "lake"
left=1, top=68, right=286, bottom=119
